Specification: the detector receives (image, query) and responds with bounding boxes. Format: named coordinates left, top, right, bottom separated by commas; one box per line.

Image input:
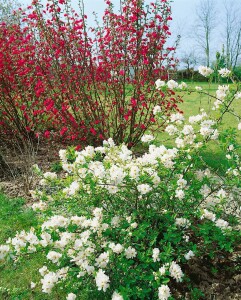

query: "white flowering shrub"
left=1, top=67, right=241, bottom=299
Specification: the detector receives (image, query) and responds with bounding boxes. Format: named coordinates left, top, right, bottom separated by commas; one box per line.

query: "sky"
left=16, top=0, right=240, bottom=67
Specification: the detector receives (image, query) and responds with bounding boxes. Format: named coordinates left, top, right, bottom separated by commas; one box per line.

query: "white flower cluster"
left=169, top=261, right=184, bottom=282
left=175, top=217, right=191, bottom=228
left=32, top=200, right=47, bottom=211
left=218, top=68, right=231, bottom=78
left=38, top=138, right=180, bottom=199
left=155, top=79, right=185, bottom=90
left=201, top=209, right=231, bottom=231
left=200, top=120, right=218, bottom=139
left=164, top=110, right=218, bottom=148
left=214, top=85, right=229, bottom=110
left=0, top=208, right=142, bottom=298
left=158, top=285, right=171, bottom=300
left=141, top=134, right=155, bottom=143
left=198, top=66, right=214, bottom=77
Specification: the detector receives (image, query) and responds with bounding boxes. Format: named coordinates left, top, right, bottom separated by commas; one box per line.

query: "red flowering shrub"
left=0, top=0, right=181, bottom=148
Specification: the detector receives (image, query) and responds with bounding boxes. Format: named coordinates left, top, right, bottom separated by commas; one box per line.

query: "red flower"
left=44, top=130, right=50, bottom=138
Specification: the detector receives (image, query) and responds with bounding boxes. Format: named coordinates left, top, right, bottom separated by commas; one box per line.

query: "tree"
left=193, top=0, right=217, bottom=67
left=181, top=50, right=198, bottom=79
left=0, top=0, right=21, bottom=24
left=223, top=0, right=241, bottom=69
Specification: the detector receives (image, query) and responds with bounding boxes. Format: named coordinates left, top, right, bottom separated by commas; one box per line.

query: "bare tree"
left=223, top=0, right=241, bottom=69
left=181, top=50, right=198, bottom=72
left=193, top=0, right=218, bottom=67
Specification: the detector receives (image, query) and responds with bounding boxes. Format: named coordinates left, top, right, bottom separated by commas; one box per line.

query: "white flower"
left=141, top=134, right=155, bottom=143
left=32, top=201, right=47, bottom=211
left=66, top=293, right=77, bottom=300
left=177, top=177, right=187, bottom=188
left=155, top=79, right=166, bottom=90
left=109, top=165, right=125, bottom=185
left=0, top=245, right=10, bottom=260
left=200, top=209, right=216, bottom=221
left=106, top=185, right=119, bottom=194
left=137, top=184, right=152, bottom=195
left=215, top=219, right=229, bottom=230
left=59, top=149, right=67, bottom=162
left=158, top=285, right=171, bottom=300
left=95, top=269, right=110, bottom=292
left=30, top=282, right=36, bottom=289
left=235, top=92, right=241, bottom=99
left=125, top=246, right=137, bottom=259
left=218, top=68, right=231, bottom=78
left=152, top=248, right=160, bottom=262
left=189, top=112, right=206, bottom=123
left=111, top=216, right=121, bottom=227
left=109, top=243, right=124, bottom=254
left=216, top=189, right=226, bottom=198
left=153, top=105, right=162, bottom=115
left=81, top=145, right=95, bottom=158
left=170, top=113, right=184, bottom=124
left=238, top=122, right=241, bottom=130
left=39, top=266, right=48, bottom=276
left=103, top=138, right=115, bottom=147
left=47, top=251, right=62, bottom=264
left=175, top=189, right=185, bottom=200
left=43, top=172, right=57, bottom=180
left=95, top=252, right=109, bottom=268
left=195, top=86, right=202, bottom=91
left=175, top=218, right=191, bottom=228
left=41, top=271, right=59, bottom=294
left=182, top=125, right=194, bottom=135
left=167, top=79, right=178, bottom=89
left=93, top=207, right=103, bottom=218
left=198, top=66, right=214, bottom=77
left=129, top=166, right=140, bottom=180
left=112, top=291, right=124, bottom=300
left=42, top=215, right=69, bottom=229
left=159, top=266, right=166, bottom=275
left=178, top=82, right=187, bottom=89
left=165, top=125, right=178, bottom=135
left=130, top=222, right=138, bottom=229
left=75, top=154, right=85, bottom=164
left=68, top=181, right=80, bottom=195
left=184, top=250, right=195, bottom=260
left=169, top=261, right=184, bottom=282
left=175, top=137, right=185, bottom=148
